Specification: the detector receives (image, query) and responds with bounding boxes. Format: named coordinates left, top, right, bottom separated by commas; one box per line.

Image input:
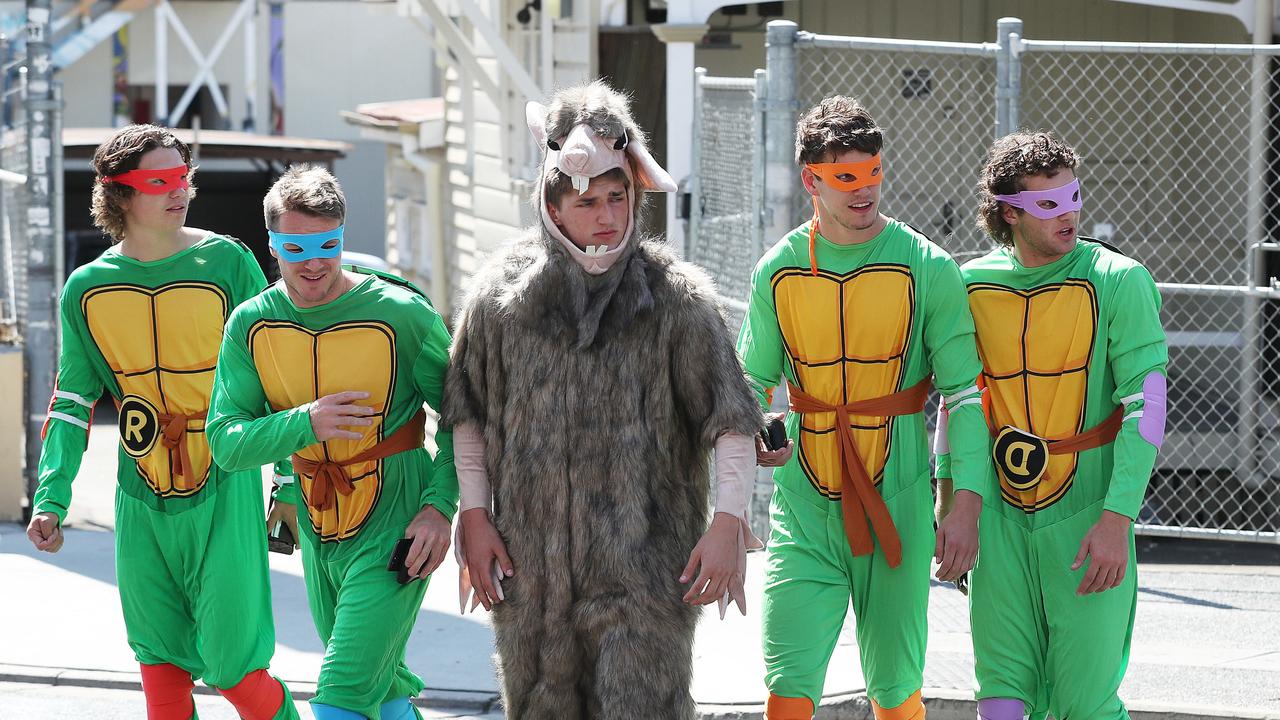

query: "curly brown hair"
left=90, top=124, right=195, bottom=243
left=263, top=164, right=346, bottom=231
left=794, top=96, right=883, bottom=165
left=978, top=131, right=1078, bottom=247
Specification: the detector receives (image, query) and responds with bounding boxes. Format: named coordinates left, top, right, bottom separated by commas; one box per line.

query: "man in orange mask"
left=737, top=96, right=994, bottom=719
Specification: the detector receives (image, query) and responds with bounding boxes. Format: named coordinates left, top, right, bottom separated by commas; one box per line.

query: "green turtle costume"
left=937, top=239, right=1167, bottom=719
left=737, top=218, right=993, bottom=718
left=207, top=266, right=457, bottom=720
left=32, top=234, right=298, bottom=719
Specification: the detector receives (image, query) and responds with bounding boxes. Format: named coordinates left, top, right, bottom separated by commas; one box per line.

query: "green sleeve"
left=412, top=310, right=459, bottom=521
left=1103, top=265, right=1168, bottom=519
left=269, top=459, right=299, bottom=504
left=935, top=451, right=953, bottom=480
left=207, top=314, right=318, bottom=473
left=31, top=289, right=105, bottom=523
left=270, top=476, right=300, bottom=504
left=922, top=256, right=993, bottom=498
left=737, top=260, right=786, bottom=411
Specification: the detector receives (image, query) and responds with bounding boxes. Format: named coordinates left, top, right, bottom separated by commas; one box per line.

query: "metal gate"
left=690, top=17, right=1280, bottom=543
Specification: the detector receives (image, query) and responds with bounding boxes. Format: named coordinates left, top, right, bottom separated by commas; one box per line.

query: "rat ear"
left=526, top=102, right=549, bottom=146
left=627, top=140, right=677, bottom=193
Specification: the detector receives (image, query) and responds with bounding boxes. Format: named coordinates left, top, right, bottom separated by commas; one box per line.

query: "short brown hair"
left=794, top=96, right=883, bottom=165
left=263, top=164, right=346, bottom=231
left=978, top=131, right=1079, bottom=247
left=91, top=124, right=195, bottom=243
left=542, top=166, right=631, bottom=210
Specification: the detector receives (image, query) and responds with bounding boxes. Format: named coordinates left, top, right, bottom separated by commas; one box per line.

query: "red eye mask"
left=101, top=166, right=190, bottom=195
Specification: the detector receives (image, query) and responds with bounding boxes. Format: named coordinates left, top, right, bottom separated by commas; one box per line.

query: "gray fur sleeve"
left=442, top=294, right=496, bottom=430
left=669, top=268, right=764, bottom=448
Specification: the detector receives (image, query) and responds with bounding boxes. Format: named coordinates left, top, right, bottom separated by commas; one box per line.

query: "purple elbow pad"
left=978, top=698, right=1027, bottom=720
left=1138, top=371, right=1167, bottom=448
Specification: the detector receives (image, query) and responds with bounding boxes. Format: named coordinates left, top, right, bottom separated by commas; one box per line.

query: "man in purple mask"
left=935, top=131, right=1167, bottom=719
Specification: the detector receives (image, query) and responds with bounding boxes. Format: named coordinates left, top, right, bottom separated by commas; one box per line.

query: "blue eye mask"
left=268, top=224, right=344, bottom=261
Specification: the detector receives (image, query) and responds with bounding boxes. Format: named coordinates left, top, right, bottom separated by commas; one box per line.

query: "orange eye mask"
left=805, top=154, right=883, bottom=192
left=803, top=154, right=885, bottom=275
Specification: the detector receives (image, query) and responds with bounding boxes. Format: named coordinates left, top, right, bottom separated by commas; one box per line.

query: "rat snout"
left=561, top=146, right=590, bottom=174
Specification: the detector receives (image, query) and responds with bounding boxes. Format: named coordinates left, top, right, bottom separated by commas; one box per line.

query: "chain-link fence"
left=689, top=70, right=764, bottom=331
left=793, top=36, right=998, bottom=262
left=690, top=19, right=1280, bottom=543
left=1017, top=40, right=1280, bottom=541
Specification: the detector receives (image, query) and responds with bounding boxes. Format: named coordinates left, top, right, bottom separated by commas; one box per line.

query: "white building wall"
left=438, top=0, right=595, bottom=309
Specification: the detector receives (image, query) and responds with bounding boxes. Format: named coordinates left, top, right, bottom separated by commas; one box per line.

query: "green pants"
left=761, top=473, right=934, bottom=710
left=302, top=526, right=430, bottom=719
left=970, top=500, right=1136, bottom=719
left=115, top=476, right=291, bottom=698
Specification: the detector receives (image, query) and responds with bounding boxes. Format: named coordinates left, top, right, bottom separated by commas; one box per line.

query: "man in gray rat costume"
left=442, top=80, right=764, bottom=719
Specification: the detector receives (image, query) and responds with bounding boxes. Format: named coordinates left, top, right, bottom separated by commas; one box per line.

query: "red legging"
left=139, top=663, right=195, bottom=720
left=218, top=668, right=285, bottom=720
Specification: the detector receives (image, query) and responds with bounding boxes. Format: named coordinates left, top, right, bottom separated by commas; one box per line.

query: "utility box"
left=0, top=344, right=24, bottom=522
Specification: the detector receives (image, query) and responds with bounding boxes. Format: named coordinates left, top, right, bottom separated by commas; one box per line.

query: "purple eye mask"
left=995, top=178, right=1082, bottom=220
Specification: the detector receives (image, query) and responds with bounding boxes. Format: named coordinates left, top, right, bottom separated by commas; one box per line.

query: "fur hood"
left=461, top=229, right=720, bottom=351
left=527, top=81, right=676, bottom=275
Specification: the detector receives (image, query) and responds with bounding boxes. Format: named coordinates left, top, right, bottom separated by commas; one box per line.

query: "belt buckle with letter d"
left=993, top=426, right=1048, bottom=491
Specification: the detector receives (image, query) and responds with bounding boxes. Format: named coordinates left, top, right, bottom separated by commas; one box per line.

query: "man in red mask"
left=26, top=124, right=299, bottom=720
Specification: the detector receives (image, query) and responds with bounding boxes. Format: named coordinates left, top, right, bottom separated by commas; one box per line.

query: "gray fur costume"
left=442, top=84, right=761, bottom=720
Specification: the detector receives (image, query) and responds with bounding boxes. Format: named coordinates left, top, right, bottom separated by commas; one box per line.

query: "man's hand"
left=266, top=500, right=300, bottom=549
left=403, top=506, right=451, bottom=580
left=27, top=512, right=64, bottom=553
left=935, top=488, right=980, bottom=582
left=1072, top=510, right=1133, bottom=595
left=308, top=391, right=375, bottom=442
left=680, top=513, right=745, bottom=611
left=460, top=508, right=515, bottom=611
left=756, top=412, right=794, bottom=468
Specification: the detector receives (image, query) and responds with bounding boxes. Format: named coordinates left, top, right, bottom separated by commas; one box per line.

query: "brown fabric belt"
left=112, top=397, right=206, bottom=483
left=159, top=410, right=206, bottom=482
left=291, top=409, right=427, bottom=512
left=990, top=407, right=1124, bottom=454
left=788, top=376, right=931, bottom=569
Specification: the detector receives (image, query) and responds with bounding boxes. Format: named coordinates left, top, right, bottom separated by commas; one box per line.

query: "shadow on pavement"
left=1137, top=536, right=1280, bottom=566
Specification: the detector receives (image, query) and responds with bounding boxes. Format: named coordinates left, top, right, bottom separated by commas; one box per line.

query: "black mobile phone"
left=267, top=503, right=295, bottom=555
left=759, top=417, right=787, bottom=451
left=387, top=538, right=415, bottom=585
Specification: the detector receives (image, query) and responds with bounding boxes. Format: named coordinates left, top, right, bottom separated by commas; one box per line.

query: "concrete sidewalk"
left=3, top=421, right=1278, bottom=718
left=2, top=522, right=1278, bottom=719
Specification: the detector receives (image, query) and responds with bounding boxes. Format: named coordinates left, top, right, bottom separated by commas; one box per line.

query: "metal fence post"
left=1239, top=0, right=1273, bottom=487
left=23, top=0, right=57, bottom=506
left=688, top=67, right=706, bottom=258
left=765, top=20, right=798, bottom=245
left=52, top=80, right=62, bottom=328
left=995, top=17, right=1023, bottom=138
left=753, top=67, right=768, bottom=257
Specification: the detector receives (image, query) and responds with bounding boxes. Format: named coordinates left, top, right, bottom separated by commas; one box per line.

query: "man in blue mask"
left=208, top=164, right=458, bottom=719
